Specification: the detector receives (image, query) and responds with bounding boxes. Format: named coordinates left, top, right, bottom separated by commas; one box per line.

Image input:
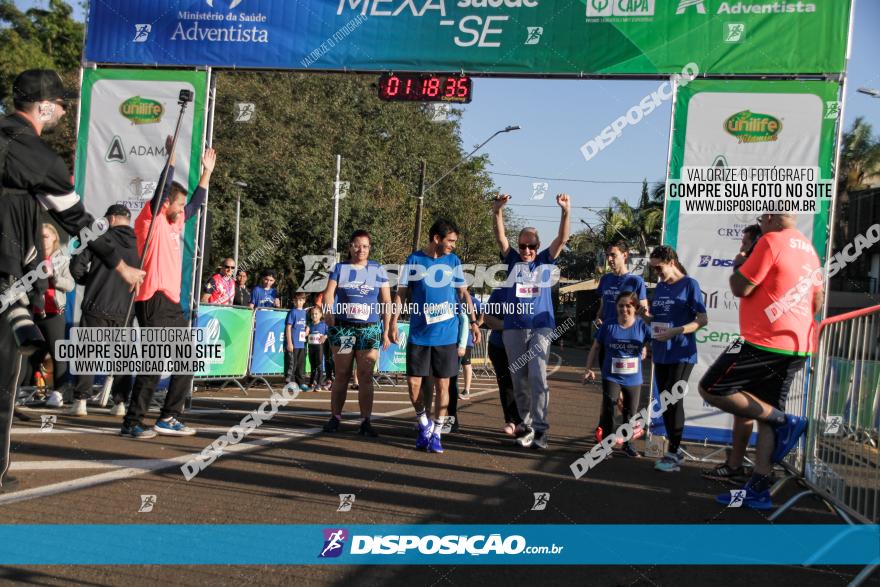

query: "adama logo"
left=119, top=96, right=164, bottom=125
left=724, top=110, right=781, bottom=143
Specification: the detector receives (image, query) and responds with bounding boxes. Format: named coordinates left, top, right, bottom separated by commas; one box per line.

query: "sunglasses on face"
left=518, top=243, right=538, bottom=251
left=223, top=265, right=235, bottom=269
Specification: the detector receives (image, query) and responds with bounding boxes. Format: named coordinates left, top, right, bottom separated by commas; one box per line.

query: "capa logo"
left=587, top=0, right=654, bottom=17
left=119, top=96, right=164, bottom=125
left=724, top=110, right=781, bottom=143
left=319, top=529, right=348, bottom=558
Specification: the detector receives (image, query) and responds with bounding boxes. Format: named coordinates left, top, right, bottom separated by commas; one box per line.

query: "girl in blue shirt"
left=307, top=306, right=329, bottom=392
left=643, top=245, right=708, bottom=472
left=584, top=291, right=651, bottom=458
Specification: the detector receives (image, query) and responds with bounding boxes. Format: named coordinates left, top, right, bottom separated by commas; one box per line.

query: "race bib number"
left=298, top=330, right=307, bottom=343
left=424, top=302, right=454, bottom=325
left=516, top=284, right=539, bottom=298
left=308, top=333, right=322, bottom=344
left=338, top=335, right=355, bottom=354
left=346, top=303, right=371, bottom=321
left=652, top=322, right=672, bottom=339
left=611, top=357, right=639, bottom=375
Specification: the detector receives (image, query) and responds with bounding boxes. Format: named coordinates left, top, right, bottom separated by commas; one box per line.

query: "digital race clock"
left=378, top=74, right=473, bottom=103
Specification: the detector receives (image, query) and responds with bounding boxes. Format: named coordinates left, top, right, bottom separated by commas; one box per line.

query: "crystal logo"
left=120, top=96, right=164, bottom=125
left=724, top=110, right=781, bottom=143
left=676, top=0, right=706, bottom=14
left=319, top=529, right=348, bottom=558
left=133, top=24, right=151, bottom=42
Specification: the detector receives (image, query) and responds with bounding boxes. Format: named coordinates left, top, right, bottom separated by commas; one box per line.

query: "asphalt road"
left=0, top=348, right=874, bottom=586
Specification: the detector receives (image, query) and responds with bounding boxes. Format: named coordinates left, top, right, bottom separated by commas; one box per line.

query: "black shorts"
left=406, top=343, right=459, bottom=378
left=699, top=340, right=806, bottom=409
left=460, top=346, right=473, bottom=366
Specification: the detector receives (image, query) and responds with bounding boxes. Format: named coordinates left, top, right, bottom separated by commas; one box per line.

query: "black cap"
left=105, top=204, right=131, bottom=218
left=12, top=69, right=77, bottom=103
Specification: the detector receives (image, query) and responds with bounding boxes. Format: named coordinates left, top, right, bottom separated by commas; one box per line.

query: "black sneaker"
left=702, top=462, right=746, bottom=483
left=450, top=417, right=460, bottom=433
left=323, top=415, right=341, bottom=433
left=0, top=476, right=20, bottom=493
left=358, top=419, right=379, bottom=438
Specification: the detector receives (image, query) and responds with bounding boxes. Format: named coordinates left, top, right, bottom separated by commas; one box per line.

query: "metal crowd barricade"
left=771, top=305, right=880, bottom=586
left=472, top=328, right=494, bottom=377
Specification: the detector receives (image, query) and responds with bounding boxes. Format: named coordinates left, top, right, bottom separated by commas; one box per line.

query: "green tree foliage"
left=209, top=72, right=502, bottom=293
left=0, top=0, right=82, bottom=164
left=558, top=179, right=665, bottom=281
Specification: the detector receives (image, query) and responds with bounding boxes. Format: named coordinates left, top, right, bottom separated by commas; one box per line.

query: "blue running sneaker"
left=715, top=485, right=773, bottom=510
left=772, top=415, right=808, bottom=463
left=428, top=433, right=443, bottom=454
left=416, top=420, right=433, bottom=450
left=120, top=424, right=157, bottom=439
left=153, top=417, right=196, bottom=436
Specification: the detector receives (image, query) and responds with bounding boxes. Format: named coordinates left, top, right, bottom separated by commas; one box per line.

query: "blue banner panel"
left=378, top=322, right=408, bottom=373
left=250, top=308, right=288, bottom=375
left=0, top=525, right=876, bottom=565
left=84, top=1, right=851, bottom=75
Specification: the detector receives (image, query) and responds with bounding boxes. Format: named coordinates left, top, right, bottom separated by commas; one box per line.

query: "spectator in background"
left=285, top=291, right=309, bottom=391
left=201, top=258, right=235, bottom=305
left=29, top=223, right=74, bottom=408
left=250, top=270, right=281, bottom=308
left=307, top=306, right=328, bottom=392
left=233, top=269, right=250, bottom=306
left=68, top=205, right=138, bottom=417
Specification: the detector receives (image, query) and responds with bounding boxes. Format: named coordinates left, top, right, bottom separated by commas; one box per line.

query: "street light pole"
left=232, top=180, right=247, bottom=271
left=857, top=87, right=880, bottom=98
left=411, top=125, right=520, bottom=251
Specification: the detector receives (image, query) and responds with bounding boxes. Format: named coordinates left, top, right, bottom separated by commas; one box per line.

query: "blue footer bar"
left=0, top=525, right=877, bottom=565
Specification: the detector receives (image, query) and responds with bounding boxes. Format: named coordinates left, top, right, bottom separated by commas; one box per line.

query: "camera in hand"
left=6, top=300, right=45, bottom=356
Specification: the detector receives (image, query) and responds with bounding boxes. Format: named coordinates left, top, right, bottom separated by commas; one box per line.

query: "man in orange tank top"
left=700, top=212, right=824, bottom=510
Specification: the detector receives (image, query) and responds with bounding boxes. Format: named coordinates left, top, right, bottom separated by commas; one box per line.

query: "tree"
left=839, top=117, right=880, bottom=193
left=208, top=71, right=501, bottom=296
left=0, top=0, right=83, bottom=165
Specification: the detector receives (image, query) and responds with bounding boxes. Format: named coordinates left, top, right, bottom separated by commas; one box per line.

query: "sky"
left=16, top=0, right=880, bottom=239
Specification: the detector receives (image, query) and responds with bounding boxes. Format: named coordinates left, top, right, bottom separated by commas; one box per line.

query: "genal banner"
left=661, top=79, right=839, bottom=443
left=74, top=69, right=208, bottom=315
left=85, top=0, right=850, bottom=75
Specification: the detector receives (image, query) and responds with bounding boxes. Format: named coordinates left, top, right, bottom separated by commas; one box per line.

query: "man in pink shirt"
left=700, top=212, right=823, bottom=510
left=121, top=144, right=216, bottom=439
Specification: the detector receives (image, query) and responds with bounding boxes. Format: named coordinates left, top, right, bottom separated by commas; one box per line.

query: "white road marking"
left=0, top=428, right=321, bottom=506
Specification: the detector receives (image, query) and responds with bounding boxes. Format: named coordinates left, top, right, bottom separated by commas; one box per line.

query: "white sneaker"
left=110, top=402, right=126, bottom=417
left=516, top=427, right=535, bottom=448
left=67, top=399, right=87, bottom=417
left=45, top=391, right=63, bottom=408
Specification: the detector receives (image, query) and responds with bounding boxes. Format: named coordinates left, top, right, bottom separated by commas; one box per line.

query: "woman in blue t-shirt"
left=592, top=241, right=648, bottom=443
left=643, top=245, right=708, bottom=472
left=584, top=291, right=651, bottom=458
left=321, top=230, right=392, bottom=437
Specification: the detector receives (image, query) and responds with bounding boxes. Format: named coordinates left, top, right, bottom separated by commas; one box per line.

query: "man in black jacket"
left=68, top=205, right=139, bottom=418
left=0, top=70, right=144, bottom=491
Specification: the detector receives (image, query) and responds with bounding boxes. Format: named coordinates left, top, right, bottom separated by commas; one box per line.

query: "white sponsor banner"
left=83, top=79, right=198, bottom=219
left=668, top=86, right=832, bottom=442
